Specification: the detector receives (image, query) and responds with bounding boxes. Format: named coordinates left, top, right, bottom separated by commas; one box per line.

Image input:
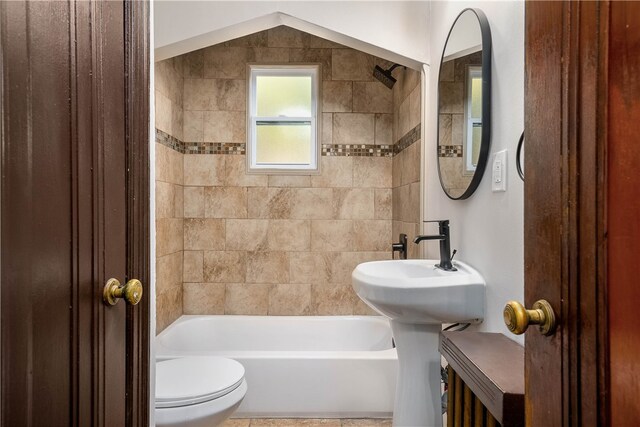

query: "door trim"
left=124, top=1, right=150, bottom=425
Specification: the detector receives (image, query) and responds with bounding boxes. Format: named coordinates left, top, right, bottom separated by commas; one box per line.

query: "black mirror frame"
left=436, top=8, right=492, bottom=200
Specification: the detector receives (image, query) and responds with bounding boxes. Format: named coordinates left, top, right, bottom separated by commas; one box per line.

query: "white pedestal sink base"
left=390, top=321, right=443, bottom=427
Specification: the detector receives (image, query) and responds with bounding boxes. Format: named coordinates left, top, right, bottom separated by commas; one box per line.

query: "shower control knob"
left=503, top=299, right=556, bottom=336
left=103, top=278, right=143, bottom=306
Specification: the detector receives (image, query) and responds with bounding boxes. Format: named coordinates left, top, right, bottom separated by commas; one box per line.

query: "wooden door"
left=0, top=1, right=149, bottom=426
left=525, top=1, right=640, bottom=425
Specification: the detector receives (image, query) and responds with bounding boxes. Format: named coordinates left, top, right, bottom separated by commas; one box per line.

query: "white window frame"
left=247, top=64, right=321, bottom=174
left=464, top=65, right=482, bottom=174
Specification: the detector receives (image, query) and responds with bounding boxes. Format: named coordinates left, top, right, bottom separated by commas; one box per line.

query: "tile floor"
left=221, top=419, right=392, bottom=427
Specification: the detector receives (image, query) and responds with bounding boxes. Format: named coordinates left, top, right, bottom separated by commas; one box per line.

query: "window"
left=464, top=65, right=482, bottom=174
left=247, top=65, right=320, bottom=173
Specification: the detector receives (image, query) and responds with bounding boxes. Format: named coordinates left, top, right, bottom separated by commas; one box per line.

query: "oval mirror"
left=437, top=8, right=492, bottom=199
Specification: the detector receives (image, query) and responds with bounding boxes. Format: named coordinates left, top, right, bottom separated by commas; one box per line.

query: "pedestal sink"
left=352, top=259, right=485, bottom=427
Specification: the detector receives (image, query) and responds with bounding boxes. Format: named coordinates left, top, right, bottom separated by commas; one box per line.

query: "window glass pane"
left=471, top=123, right=482, bottom=167
left=256, top=75, right=312, bottom=117
left=470, top=76, right=482, bottom=118
left=256, top=122, right=311, bottom=164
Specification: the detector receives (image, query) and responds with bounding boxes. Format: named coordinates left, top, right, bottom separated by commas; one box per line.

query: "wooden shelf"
left=440, top=331, right=524, bottom=427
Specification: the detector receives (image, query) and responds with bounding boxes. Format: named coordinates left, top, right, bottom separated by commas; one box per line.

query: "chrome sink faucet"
left=413, top=220, right=457, bottom=271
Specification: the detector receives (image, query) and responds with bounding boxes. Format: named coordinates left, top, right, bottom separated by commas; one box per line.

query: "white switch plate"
left=492, top=150, right=507, bottom=192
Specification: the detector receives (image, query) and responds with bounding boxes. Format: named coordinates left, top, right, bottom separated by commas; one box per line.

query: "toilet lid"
left=155, top=357, right=245, bottom=408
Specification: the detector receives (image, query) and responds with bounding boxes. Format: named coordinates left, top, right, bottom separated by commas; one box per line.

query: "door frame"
left=124, top=1, right=151, bottom=425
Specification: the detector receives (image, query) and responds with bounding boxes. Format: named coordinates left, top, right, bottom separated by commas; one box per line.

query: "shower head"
left=373, top=63, right=403, bottom=89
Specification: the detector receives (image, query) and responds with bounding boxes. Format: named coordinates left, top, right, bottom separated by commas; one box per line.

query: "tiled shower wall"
left=154, top=26, right=422, bottom=333
left=155, top=58, right=185, bottom=332
left=392, top=68, right=422, bottom=259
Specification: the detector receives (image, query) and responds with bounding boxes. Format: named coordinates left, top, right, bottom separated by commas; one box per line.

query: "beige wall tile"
left=438, top=113, right=452, bottom=146
left=409, top=84, right=422, bottom=129
left=183, top=250, right=204, bottom=283
left=267, top=219, right=310, bottom=251
left=183, top=186, right=204, bottom=218
left=401, top=140, right=421, bottom=186
left=309, top=37, right=345, bottom=49
left=353, top=220, right=392, bottom=251
left=353, top=82, right=393, bottom=114
left=392, top=153, right=403, bottom=188
left=269, top=283, right=311, bottom=315
left=311, top=156, right=353, bottom=188
left=225, top=219, right=268, bottom=251
left=353, top=157, right=392, bottom=188
left=156, top=218, right=183, bottom=257
left=311, top=283, right=357, bottom=315
left=203, top=111, right=245, bottom=143
left=184, top=218, right=225, bottom=250
left=322, top=112, right=333, bottom=145
left=225, top=283, right=272, bottom=315
left=408, top=182, right=421, bottom=224
left=184, top=154, right=225, bottom=186
left=245, top=251, right=290, bottom=284
left=204, top=250, right=247, bottom=283
left=332, top=49, right=373, bottom=81
left=399, top=97, right=411, bottom=138
left=156, top=286, right=182, bottom=333
left=224, top=155, right=268, bottom=187
left=374, top=188, right=393, bottom=220
left=333, top=113, right=375, bottom=146
left=289, top=251, right=336, bottom=285
left=171, top=106, right=184, bottom=141
left=183, top=79, right=216, bottom=111
left=156, top=181, right=176, bottom=219
left=156, top=143, right=183, bottom=185
left=246, top=47, right=290, bottom=63
left=213, top=79, right=245, bottom=111
left=289, top=48, right=332, bottom=80
left=225, top=31, right=268, bottom=48
left=155, top=91, right=172, bottom=135
left=311, top=220, right=353, bottom=251
left=290, top=188, right=333, bottom=219
left=375, top=113, right=393, bottom=146
left=204, top=186, right=247, bottom=218
left=183, top=282, right=225, bottom=314
left=247, top=187, right=292, bottom=219
left=267, top=26, right=310, bottom=48
left=323, top=81, right=352, bottom=112
left=268, top=175, right=311, bottom=188
left=174, top=185, right=184, bottom=218
left=333, top=188, right=375, bottom=220
left=203, top=46, right=246, bottom=79
left=183, top=50, right=204, bottom=79
left=156, top=251, right=183, bottom=296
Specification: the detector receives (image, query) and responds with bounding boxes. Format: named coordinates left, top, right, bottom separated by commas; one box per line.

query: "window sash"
left=248, top=65, right=319, bottom=172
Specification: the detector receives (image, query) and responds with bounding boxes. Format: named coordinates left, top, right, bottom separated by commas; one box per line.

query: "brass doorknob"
left=103, top=278, right=143, bottom=306
left=503, top=299, right=556, bottom=336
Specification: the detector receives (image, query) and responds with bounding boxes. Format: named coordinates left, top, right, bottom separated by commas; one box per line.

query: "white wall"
left=424, top=1, right=524, bottom=343
left=154, top=1, right=429, bottom=68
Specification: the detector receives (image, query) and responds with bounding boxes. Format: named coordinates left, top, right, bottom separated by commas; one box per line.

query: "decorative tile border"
left=156, top=124, right=422, bottom=158
left=156, top=128, right=184, bottom=153
left=438, top=145, right=463, bottom=157
left=394, top=123, right=421, bottom=155
left=184, top=142, right=245, bottom=155
left=322, top=144, right=394, bottom=157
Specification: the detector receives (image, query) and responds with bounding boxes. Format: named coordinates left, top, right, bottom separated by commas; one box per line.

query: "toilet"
left=155, top=357, right=247, bottom=427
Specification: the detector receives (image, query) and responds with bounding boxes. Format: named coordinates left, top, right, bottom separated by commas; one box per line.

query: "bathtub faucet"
left=413, top=220, right=457, bottom=272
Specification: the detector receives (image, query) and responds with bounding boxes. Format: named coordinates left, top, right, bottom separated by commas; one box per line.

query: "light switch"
left=492, top=150, right=507, bottom=192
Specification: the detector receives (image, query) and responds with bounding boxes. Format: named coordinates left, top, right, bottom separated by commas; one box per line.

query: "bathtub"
left=156, top=315, right=398, bottom=418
